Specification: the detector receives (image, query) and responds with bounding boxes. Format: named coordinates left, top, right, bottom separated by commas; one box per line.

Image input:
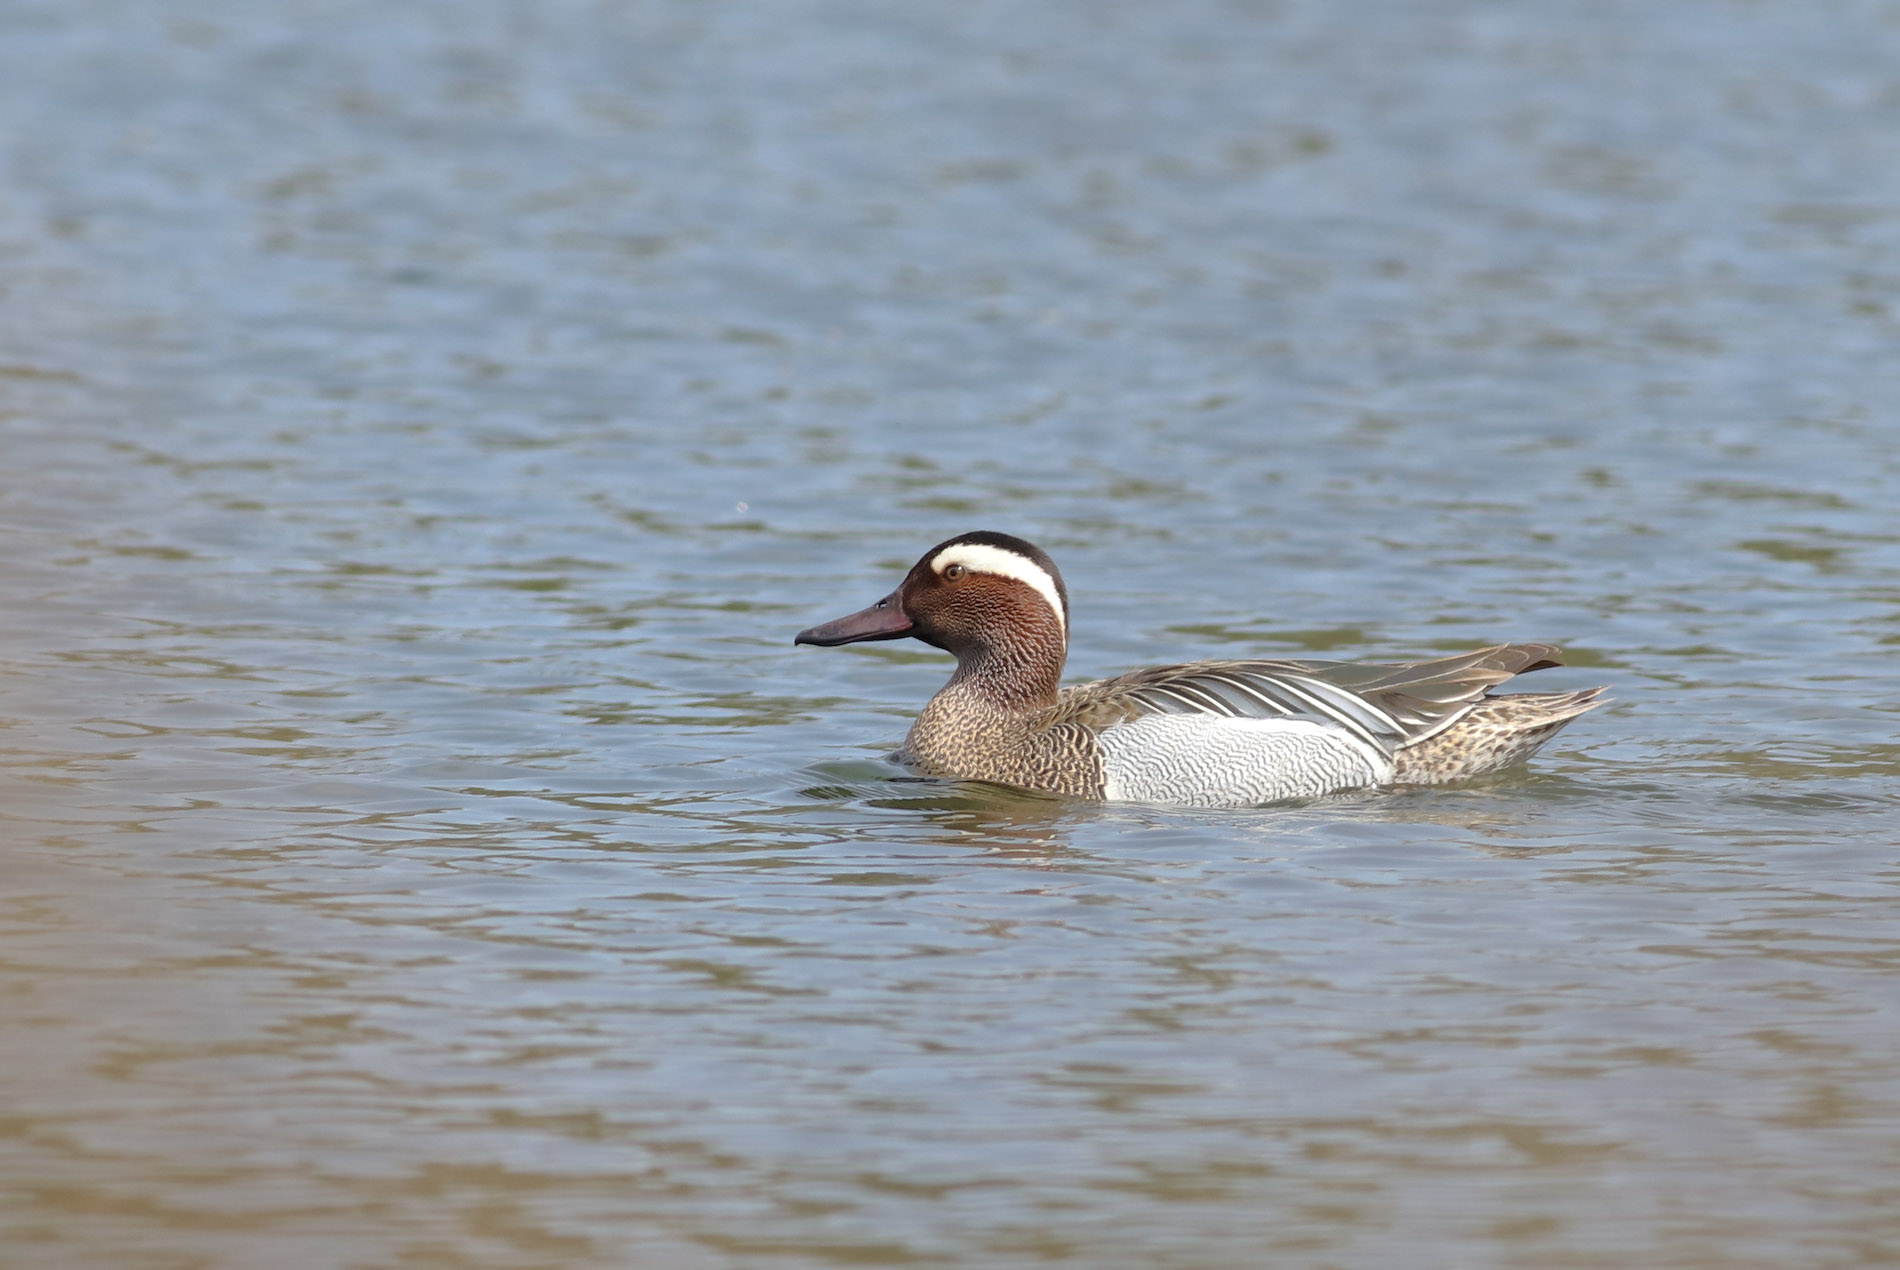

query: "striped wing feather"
left=1049, top=643, right=1566, bottom=755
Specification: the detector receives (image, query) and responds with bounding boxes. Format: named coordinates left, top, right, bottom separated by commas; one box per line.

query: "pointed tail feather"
left=1392, top=685, right=1608, bottom=784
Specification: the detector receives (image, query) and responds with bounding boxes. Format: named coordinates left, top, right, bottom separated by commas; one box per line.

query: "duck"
left=794, top=530, right=1607, bottom=808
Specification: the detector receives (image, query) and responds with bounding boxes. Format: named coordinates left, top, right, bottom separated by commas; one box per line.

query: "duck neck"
left=945, top=629, right=1066, bottom=712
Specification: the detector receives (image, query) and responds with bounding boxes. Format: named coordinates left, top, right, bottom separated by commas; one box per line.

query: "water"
left=4, top=0, right=1899, bottom=1265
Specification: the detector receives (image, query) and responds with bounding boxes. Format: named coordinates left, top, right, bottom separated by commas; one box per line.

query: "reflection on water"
left=6, top=0, right=1900, bottom=1266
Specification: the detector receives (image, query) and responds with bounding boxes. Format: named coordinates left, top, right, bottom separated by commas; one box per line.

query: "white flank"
left=1098, top=714, right=1393, bottom=808
left=929, top=542, right=1067, bottom=633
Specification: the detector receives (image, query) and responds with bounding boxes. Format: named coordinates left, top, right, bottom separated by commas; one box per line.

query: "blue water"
left=4, top=1, right=1899, bottom=1265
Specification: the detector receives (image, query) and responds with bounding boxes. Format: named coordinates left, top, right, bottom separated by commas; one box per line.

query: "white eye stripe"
left=929, top=543, right=1067, bottom=633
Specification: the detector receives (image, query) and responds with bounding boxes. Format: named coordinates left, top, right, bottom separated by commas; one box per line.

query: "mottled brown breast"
left=903, top=683, right=1105, bottom=797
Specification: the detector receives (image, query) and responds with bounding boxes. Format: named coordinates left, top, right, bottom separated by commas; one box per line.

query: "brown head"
left=793, top=531, right=1070, bottom=707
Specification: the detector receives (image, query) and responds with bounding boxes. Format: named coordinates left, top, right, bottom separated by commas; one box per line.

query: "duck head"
left=794, top=531, right=1070, bottom=695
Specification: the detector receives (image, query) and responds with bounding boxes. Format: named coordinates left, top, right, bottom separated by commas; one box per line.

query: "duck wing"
left=1049, top=643, right=1567, bottom=755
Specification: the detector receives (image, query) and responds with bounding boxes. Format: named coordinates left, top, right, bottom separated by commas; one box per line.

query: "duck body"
left=795, top=531, right=1606, bottom=808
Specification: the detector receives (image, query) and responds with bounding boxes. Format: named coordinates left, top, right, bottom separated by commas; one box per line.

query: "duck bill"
left=794, top=591, right=914, bottom=646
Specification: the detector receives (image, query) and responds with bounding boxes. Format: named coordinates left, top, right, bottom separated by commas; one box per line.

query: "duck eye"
left=943, top=564, right=966, bottom=580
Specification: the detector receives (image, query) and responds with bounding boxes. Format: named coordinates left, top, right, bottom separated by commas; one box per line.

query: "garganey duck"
left=795, top=531, right=1607, bottom=807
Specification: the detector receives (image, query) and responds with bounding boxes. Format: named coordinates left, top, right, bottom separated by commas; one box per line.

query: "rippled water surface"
left=5, top=1, right=1900, bottom=1266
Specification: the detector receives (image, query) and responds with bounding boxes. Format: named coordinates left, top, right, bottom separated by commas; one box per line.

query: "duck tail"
left=1392, top=685, right=1608, bottom=784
